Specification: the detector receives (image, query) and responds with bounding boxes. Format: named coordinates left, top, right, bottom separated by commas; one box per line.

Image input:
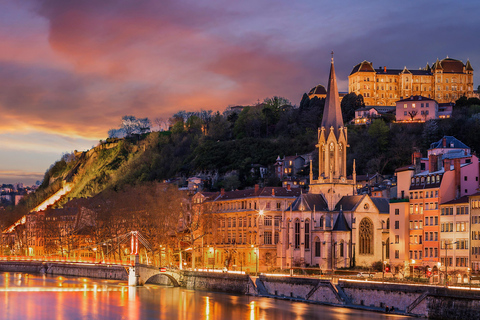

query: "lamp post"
left=290, top=242, right=294, bottom=276
left=444, top=241, right=458, bottom=286
left=382, top=241, right=385, bottom=281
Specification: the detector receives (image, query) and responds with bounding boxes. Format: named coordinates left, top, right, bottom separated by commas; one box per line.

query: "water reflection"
left=0, top=272, right=411, bottom=320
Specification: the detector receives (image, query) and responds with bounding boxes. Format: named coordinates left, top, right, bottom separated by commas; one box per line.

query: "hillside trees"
left=108, top=116, right=151, bottom=138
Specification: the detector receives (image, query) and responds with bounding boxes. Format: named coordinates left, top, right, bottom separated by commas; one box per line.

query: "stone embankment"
left=0, top=261, right=127, bottom=281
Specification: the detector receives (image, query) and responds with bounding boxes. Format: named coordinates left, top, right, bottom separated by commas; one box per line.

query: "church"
left=278, top=56, right=390, bottom=270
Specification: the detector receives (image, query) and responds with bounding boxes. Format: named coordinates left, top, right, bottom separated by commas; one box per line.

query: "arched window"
left=339, top=241, right=344, bottom=257
left=386, top=218, right=390, bottom=229
left=359, top=218, right=374, bottom=255
left=294, top=219, right=300, bottom=249
left=305, top=219, right=310, bottom=250
left=314, top=237, right=321, bottom=257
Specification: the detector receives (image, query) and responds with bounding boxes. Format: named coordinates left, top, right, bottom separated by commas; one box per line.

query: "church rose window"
left=359, top=218, right=374, bottom=255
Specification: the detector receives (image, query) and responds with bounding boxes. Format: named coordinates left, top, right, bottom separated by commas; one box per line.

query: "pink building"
left=390, top=136, right=480, bottom=279
left=395, top=95, right=438, bottom=122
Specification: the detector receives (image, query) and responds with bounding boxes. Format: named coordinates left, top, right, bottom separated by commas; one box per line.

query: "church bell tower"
left=309, top=53, right=356, bottom=210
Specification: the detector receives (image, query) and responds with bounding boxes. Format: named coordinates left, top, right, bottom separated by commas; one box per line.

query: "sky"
left=1, top=0, right=479, bottom=185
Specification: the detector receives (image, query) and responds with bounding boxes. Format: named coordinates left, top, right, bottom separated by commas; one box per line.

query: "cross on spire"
left=331, top=51, right=334, bottom=63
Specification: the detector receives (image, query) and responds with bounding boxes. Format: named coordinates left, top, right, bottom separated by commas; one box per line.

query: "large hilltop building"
left=348, top=57, right=474, bottom=106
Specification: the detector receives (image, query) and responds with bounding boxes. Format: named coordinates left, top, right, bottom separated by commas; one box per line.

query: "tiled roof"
left=350, top=61, right=376, bottom=75
left=213, top=187, right=302, bottom=201
left=434, top=58, right=465, bottom=73
left=441, top=195, right=469, bottom=205
left=334, top=195, right=365, bottom=211
left=371, top=198, right=390, bottom=214
left=429, top=136, right=469, bottom=150
left=396, top=95, right=436, bottom=103
left=287, top=193, right=328, bottom=211
left=308, top=84, right=327, bottom=95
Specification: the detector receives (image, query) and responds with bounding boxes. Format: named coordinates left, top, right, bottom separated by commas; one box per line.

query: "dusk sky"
left=1, top=0, right=479, bottom=185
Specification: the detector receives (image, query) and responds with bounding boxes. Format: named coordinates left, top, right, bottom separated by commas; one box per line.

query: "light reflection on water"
left=0, top=272, right=411, bottom=320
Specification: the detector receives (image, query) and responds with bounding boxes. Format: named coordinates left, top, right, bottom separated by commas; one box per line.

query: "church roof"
left=334, top=195, right=365, bottom=211
left=333, top=194, right=389, bottom=214
left=287, top=193, right=328, bottom=211
left=321, top=55, right=344, bottom=133
left=371, top=198, right=390, bottom=214
left=332, top=209, right=351, bottom=231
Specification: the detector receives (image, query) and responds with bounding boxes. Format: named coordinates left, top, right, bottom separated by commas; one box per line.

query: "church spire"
left=321, top=51, right=344, bottom=136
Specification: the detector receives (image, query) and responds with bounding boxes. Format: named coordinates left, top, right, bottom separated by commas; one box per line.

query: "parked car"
left=356, top=272, right=373, bottom=278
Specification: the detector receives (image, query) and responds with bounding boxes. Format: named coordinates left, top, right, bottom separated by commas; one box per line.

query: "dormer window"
left=436, top=175, right=440, bottom=183
left=426, top=176, right=430, bottom=184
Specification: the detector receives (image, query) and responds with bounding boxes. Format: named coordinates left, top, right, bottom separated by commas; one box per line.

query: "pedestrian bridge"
left=128, top=263, right=182, bottom=286
left=0, top=256, right=182, bottom=287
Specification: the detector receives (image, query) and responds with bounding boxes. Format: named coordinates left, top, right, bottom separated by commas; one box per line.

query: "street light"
left=444, top=241, right=458, bottom=286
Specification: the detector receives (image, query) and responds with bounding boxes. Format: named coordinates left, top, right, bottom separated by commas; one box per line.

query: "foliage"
left=108, top=115, right=151, bottom=138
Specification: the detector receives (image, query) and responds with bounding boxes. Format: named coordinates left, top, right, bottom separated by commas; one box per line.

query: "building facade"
left=349, top=57, right=474, bottom=106
left=395, top=96, right=438, bottom=122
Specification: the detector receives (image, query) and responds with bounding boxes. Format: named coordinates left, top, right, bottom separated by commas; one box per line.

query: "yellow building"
left=349, top=57, right=474, bottom=106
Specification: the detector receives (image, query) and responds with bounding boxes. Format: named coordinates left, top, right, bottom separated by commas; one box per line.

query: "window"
left=359, top=218, right=374, bottom=255
left=274, top=232, right=279, bottom=244
left=264, top=231, right=272, bottom=245
left=264, top=216, right=272, bottom=226
left=395, top=209, right=399, bottom=215
left=294, top=219, right=300, bottom=248
left=395, top=221, right=399, bottom=229
left=395, top=250, right=399, bottom=259
left=315, top=238, right=321, bottom=257
left=395, top=235, right=399, bottom=243
left=305, top=220, right=310, bottom=250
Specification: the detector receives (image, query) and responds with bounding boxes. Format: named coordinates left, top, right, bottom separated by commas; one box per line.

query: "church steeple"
left=311, top=54, right=355, bottom=211
left=321, top=51, right=344, bottom=137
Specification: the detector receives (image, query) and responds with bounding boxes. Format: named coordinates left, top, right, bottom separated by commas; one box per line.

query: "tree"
left=108, top=116, right=151, bottom=138
left=341, top=92, right=365, bottom=123
left=408, top=111, right=418, bottom=121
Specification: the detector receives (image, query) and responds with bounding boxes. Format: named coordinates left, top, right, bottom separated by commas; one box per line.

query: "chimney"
left=412, top=150, right=422, bottom=165
left=287, top=184, right=291, bottom=191
left=412, top=150, right=422, bottom=174
left=254, top=184, right=259, bottom=195
left=429, top=154, right=438, bottom=172
left=443, top=137, right=447, bottom=148
left=384, top=66, right=387, bottom=73
left=454, top=158, right=461, bottom=197
left=272, top=188, right=275, bottom=196
left=444, top=159, right=450, bottom=171
left=221, top=188, right=225, bottom=196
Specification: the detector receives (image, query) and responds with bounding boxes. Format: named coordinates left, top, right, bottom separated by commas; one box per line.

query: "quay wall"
left=0, top=261, right=128, bottom=280
left=182, top=271, right=256, bottom=295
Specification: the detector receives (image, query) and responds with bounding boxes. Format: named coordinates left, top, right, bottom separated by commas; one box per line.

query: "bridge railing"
left=0, top=255, right=133, bottom=266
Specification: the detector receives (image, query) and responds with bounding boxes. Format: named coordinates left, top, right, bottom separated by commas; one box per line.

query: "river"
left=0, top=272, right=411, bottom=319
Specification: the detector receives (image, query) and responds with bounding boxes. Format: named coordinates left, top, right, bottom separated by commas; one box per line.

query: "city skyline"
left=1, top=0, right=480, bottom=184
